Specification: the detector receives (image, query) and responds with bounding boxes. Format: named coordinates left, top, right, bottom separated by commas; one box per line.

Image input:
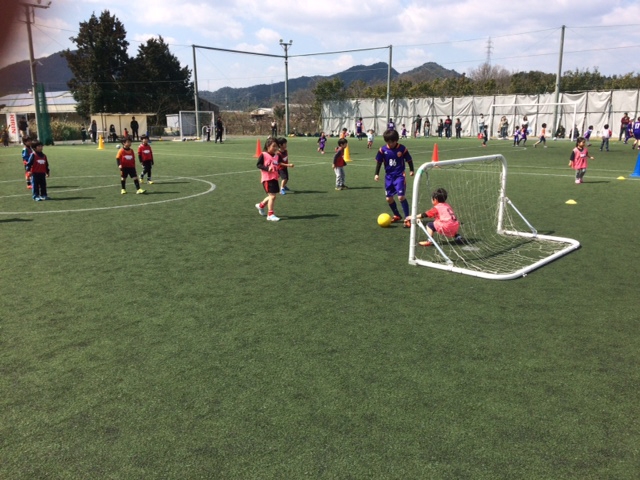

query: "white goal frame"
left=408, top=154, right=581, bottom=280
left=489, top=102, right=578, bottom=141
left=178, top=111, right=215, bottom=141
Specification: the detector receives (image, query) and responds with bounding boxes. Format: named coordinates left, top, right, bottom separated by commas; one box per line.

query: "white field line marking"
left=0, top=177, right=215, bottom=215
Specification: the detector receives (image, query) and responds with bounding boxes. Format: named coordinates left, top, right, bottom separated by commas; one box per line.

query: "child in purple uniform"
left=374, top=129, right=415, bottom=224
left=317, top=132, right=327, bottom=154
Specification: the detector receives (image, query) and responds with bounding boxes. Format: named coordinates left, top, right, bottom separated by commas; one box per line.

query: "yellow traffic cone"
left=344, top=145, right=352, bottom=162
left=97, top=135, right=105, bottom=150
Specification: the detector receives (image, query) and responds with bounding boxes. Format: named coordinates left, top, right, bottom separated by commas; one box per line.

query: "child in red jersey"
left=569, top=136, right=594, bottom=184
left=333, top=138, right=348, bottom=190
left=276, top=137, right=294, bottom=195
left=116, top=138, right=145, bottom=194
left=255, top=137, right=282, bottom=221
left=407, top=188, right=463, bottom=247
left=25, top=141, right=50, bottom=201
left=138, top=135, right=154, bottom=184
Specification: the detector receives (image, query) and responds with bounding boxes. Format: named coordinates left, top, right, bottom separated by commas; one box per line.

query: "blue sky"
left=4, top=0, right=640, bottom=93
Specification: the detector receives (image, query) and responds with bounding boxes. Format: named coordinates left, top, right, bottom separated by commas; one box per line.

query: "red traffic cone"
left=253, top=139, right=262, bottom=158
left=432, top=143, right=439, bottom=162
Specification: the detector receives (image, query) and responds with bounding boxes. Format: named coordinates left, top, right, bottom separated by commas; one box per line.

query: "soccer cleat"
left=121, top=189, right=127, bottom=194
left=454, top=235, right=465, bottom=245
left=284, top=186, right=290, bottom=191
left=266, top=214, right=280, bottom=222
left=147, top=180, right=154, bottom=184
left=34, top=197, right=42, bottom=201
left=139, top=178, right=144, bottom=183
left=419, top=241, right=433, bottom=247
left=341, top=185, right=349, bottom=189
left=335, top=187, right=342, bottom=190
left=41, top=196, right=50, bottom=200
left=575, top=179, right=581, bottom=184
left=392, top=215, right=402, bottom=223
left=280, top=188, right=286, bottom=195
left=136, top=189, right=146, bottom=194
left=27, top=184, right=32, bottom=189
left=403, top=219, right=411, bottom=228
left=255, top=203, right=266, bottom=216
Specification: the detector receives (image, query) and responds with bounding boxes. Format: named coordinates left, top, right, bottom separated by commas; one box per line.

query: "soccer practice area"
left=1, top=134, right=639, bottom=478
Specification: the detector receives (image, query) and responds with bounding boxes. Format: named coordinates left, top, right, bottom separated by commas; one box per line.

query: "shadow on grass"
left=288, top=190, right=327, bottom=194
left=48, top=185, right=78, bottom=189
left=53, top=196, right=95, bottom=201
left=340, top=186, right=376, bottom=190
left=142, top=191, right=179, bottom=195
left=582, top=180, right=609, bottom=184
left=0, top=218, right=33, bottom=223
left=283, top=213, right=339, bottom=220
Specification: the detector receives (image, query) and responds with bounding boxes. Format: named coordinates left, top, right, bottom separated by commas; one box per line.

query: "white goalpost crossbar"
left=408, top=154, right=581, bottom=280
left=489, top=102, right=578, bottom=141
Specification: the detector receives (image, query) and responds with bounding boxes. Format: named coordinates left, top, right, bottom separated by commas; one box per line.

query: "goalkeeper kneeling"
left=406, top=188, right=464, bottom=247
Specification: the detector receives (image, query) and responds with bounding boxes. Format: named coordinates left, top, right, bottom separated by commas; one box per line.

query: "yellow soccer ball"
left=377, top=213, right=392, bottom=228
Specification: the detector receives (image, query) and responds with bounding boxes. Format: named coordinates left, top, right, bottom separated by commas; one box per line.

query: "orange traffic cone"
left=344, top=145, right=352, bottom=162
left=253, top=139, right=262, bottom=158
left=431, top=143, right=439, bottom=162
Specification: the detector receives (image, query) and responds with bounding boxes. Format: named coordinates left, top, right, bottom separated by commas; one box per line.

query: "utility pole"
left=20, top=1, right=51, bottom=141
left=553, top=25, right=565, bottom=139
left=279, top=39, right=292, bottom=136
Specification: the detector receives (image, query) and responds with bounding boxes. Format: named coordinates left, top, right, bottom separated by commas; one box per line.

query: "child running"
left=255, top=137, right=282, bottom=221
left=534, top=123, right=548, bottom=148
left=366, top=129, right=374, bottom=149
left=317, top=132, right=327, bottom=154
left=569, top=136, right=594, bottom=184
left=116, top=138, right=145, bottom=194
left=138, top=135, right=154, bottom=184
left=409, top=188, right=463, bottom=247
left=276, top=137, right=294, bottom=195
left=374, top=129, right=414, bottom=223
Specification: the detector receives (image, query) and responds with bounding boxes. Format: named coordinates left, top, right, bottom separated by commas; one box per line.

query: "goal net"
left=489, top=102, right=578, bottom=141
left=408, top=155, right=580, bottom=280
left=178, top=111, right=215, bottom=141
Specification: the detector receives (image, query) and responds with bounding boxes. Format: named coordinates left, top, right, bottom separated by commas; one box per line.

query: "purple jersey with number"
left=633, top=121, right=640, bottom=138
left=356, top=120, right=363, bottom=134
left=376, top=144, right=412, bottom=196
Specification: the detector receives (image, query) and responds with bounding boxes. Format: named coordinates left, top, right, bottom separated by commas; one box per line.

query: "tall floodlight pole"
left=21, top=1, right=51, bottom=141
left=280, top=39, right=292, bottom=135
left=192, top=45, right=200, bottom=138
left=553, top=25, right=565, bottom=139
left=386, top=45, right=393, bottom=130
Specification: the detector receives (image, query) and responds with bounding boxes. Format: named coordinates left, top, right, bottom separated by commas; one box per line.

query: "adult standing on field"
left=18, top=116, right=28, bottom=139
left=130, top=116, right=139, bottom=141
left=477, top=114, right=485, bottom=135
left=90, top=120, right=98, bottom=143
left=271, top=120, right=277, bottom=137
left=620, top=113, right=630, bottom=141
left=413, top=114, right=422, bottom=138
left=215, top=117, right=224, bottom=143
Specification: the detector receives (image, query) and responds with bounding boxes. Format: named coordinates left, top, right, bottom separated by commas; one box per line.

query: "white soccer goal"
left=178, top=111, right=215, bottom=141
left=489, top=102, right=578, bottom=141
left=408, top=155, right=580, bottom=280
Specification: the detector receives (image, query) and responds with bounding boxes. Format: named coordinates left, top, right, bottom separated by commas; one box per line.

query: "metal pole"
left=25, top=4, right=40, bottom=140
left=386, top=45, right=392, bottom=131
left=553, top=25, right=565, bottom=138
left=192, top=45, right=200, bottom=138
left=280, top=39, right=292, bottom=136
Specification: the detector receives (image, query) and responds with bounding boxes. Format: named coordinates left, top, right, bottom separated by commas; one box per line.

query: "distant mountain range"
left=0, top=51, right=461, bottom=110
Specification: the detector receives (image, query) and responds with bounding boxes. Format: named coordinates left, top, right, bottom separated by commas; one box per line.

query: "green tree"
left=311, top=78, right=346, bottom=119
left=127, top=36, right=193, bottom=122
left=63, top=11, right=130, bottom=117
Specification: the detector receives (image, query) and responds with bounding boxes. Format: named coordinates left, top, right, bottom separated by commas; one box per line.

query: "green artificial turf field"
left=1, top=134, right=639, bottom=479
